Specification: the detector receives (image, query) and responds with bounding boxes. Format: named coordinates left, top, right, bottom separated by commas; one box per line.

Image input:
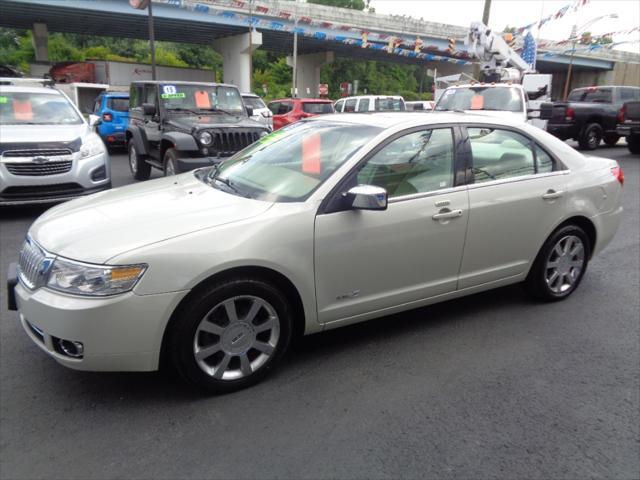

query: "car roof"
left=572, top=85, right=640, bottom=90
left=305, top=111, right=532, bottom=129
left=0, top=85, right=63, bottom=94
left=241, top=92, right=259, bottom=97
left=269, top=98, right=333, bottom=103
left=131, top=80, right=236, bottom=88
left=341, top=95, right=404, bottom=100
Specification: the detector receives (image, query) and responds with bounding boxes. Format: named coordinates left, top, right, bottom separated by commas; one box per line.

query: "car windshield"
left=302, top=102, right=334, bottom=114
left=243, top=96, right=266, bottom=109
left=435, top=87, right=523, bottom=112
left=196, top=121, right=382, bottom=202
left=0, top=91, right=83, bottom=125
left=160, top=84, right=244, bottom=114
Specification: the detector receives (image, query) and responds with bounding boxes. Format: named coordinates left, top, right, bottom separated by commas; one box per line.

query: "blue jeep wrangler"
left=93, top=92, right=129, bottom=150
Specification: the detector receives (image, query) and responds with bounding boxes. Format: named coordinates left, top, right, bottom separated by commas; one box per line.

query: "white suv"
left=242, top=93, right=273, bottom=131
left=0, top=79, right=111, bottom=205
left=334, top=95, right=406, bottom=113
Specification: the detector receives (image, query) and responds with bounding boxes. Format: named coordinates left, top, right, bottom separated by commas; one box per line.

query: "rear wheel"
left=128, top=140, right=151, bottom=181
left=163, top=148, right=179, bottom=176
left=578, top=123, right=603, bottom=150
left=169, top=278, right=293, bottom=393
left=525, top=225, right=591, bottom=301
left=628, top=135, right=640, bottom=154
left=603, top=133, right=620, bottom=147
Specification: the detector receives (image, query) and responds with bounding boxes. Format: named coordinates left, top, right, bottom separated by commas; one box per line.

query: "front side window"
left=145, top=85, right=157, bottom=106
left=468, top=127, right=556, bottom=182
left=344, top=98, right=357, bottom=112
left=568, top=88, right=612, bottom=103
left=0, top=92, right=83, bottom=125
left=277, top=102, right=293, bottom=115
left=375, top=97, right=404, bottom=111
left=197, top=121, right=382, bottom=202
left=357, top=128, right=455, bottom=198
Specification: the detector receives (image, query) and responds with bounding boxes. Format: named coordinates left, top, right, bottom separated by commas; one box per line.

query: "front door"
left=458, top=125, right=568, bottom=288
left=314, top=127, right=469, bottom=324
left=143, top=84, right=161, bottom=155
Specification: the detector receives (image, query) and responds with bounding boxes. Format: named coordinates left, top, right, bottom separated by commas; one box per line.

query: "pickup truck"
left=544, top=85, right=640, bottom=150
left=617, top=101, right=640, bottom=154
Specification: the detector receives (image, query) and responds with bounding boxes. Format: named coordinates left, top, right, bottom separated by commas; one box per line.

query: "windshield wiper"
left=202, top=163, right=252, bottom=198
left=199, top=108, right=240, bottom=117
left=167, top=107, right=200, bottom=115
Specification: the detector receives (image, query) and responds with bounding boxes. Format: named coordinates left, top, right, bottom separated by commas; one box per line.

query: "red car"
left=268, top=98, right=334, bottom=130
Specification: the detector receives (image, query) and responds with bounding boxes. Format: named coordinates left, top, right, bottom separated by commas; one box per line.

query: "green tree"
left=308, top=0, right=365, bottom=10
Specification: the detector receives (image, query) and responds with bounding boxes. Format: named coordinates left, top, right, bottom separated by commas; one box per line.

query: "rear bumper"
left=616, top=124, right=640, bottom=137
left=100, top=132, right=126, bottom=146
left=546, top=123, right=578, bottom=140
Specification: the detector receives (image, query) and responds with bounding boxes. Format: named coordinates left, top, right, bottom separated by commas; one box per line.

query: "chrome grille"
left=3, top=149, right=72, bottom=158
left=6, top=160, right=72, bottom=176
left=18, top=237, right=49, bottom=290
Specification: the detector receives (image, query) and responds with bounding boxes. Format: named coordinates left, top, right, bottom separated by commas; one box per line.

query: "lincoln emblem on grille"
left=32, top=156, right=49, bottom=164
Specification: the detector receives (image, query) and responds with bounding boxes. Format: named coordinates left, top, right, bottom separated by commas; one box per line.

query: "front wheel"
left=578, top=123, right=603, bottom=150
left=169, top=278, right=293, bottom=393
left=163, top=148, right=179, bottom=176
left=525, top=225, right=591, bottom=301
left=128, top=140, right=151, bottom=181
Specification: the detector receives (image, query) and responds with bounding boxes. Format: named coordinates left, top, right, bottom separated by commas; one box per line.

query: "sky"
left=369, top=0, right=640, bottom=52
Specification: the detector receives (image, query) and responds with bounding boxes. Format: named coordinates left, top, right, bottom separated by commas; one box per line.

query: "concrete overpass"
left=1, top=0, right=638, bottom=97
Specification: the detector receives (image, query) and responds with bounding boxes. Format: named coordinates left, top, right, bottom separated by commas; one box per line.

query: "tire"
left=163, top=148, right=179, bottom=176
left=525, top=225, right=591, bottom=302
left=169, top=278, right=293, bottom=393
left=628, top=135, right=640, bottom=155
left=603, top=133, right=620, bottom=147
left=578, top=123, right=603, bottom=150
left=128, top=140, right=151, bottom=181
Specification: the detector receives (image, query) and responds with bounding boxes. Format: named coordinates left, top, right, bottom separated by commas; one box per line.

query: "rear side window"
left=130, top=84, right=143, bottom=108
left=334, top=100, right=344, bottom=112
left=468, top=128, right=536, bottom=182
left=302, top=102, right=333, bottom=114
left=108, top=98, right=129, bottom=112
left=357, top=98, right=370, bottom=112
left=375, top=97, right=404, bottom=111
left=344, top=98, right=357, bottom=112
left=568, top=88, right=612, bottom=103
left=278, top=102, right=293, bottom=115
left=620, top=88, right=640, bottom=102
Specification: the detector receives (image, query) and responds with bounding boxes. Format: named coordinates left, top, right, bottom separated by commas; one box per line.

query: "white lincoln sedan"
left=8, top=113, right=624, bottom=392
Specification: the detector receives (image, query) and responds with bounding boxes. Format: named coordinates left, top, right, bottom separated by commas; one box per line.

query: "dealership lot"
left=1, top=144, right=638, bottom=479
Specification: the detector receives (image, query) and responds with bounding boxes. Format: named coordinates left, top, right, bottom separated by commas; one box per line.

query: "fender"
left=126, top=125, right=149, bottom=156
left=161, top=131, right=199, bottom=152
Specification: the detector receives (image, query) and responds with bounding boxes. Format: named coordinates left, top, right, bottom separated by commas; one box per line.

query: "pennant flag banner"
left=514, top=0, right=589, bottom=36
left=154, top=0, right=472, bottom=65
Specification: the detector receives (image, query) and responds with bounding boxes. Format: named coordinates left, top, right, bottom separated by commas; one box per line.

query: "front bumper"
left=0, top=151, right=111, bottom=206
left=10, top=279, right=188, bottom=372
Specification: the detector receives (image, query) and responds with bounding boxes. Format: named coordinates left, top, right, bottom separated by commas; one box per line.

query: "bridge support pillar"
left=32, top=23, right=49, bottom=62
left=287, top=51, right=334, bottom=98
left=214, top=31, right=262, bottom=93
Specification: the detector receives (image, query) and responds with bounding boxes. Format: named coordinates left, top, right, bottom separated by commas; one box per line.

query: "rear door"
left=458, top=125, right=568, bottom=288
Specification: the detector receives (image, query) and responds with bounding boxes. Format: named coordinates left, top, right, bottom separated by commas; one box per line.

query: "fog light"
left=91, top=165, right=107, bottom=181
left=58, top=339, right=84, bottom=358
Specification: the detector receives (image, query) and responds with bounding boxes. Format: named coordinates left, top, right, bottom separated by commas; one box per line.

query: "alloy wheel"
left=129, top=147, right=138, bottom=174
left=193, top=295, right=280, bottom=380
left=545, top=235, right=585, bottom=294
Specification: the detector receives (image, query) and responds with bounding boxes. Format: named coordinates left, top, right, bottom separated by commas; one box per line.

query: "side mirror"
left=347, top=185, right=388, bottom=211
left=539, top=102, right=553, bottom=120
left=143, top=103, right=157, bottom=116
left=88, top=114, right=101, bottom=127
left=245, top=106, right=254, bottom=117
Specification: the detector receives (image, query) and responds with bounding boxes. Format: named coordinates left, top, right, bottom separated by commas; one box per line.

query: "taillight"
left=565, top=107, right=574, bottom=122
left=102, top=112, right=113, bottom=122
left=617, top=105, right=626, bottom=123
left=611, top=165, right=624, bottom=186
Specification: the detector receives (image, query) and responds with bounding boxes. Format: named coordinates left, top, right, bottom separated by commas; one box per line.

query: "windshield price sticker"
left=161, top=92, right=186, bottom=99
left=0, top=96, right=7, bottom=104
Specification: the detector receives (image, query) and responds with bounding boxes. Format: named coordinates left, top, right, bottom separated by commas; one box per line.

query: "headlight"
left=80, top=134, right=106, bottom=158
left=199, top=131, right=213, bottom=145
left=46, top=257, right=147, bottom=296
left=258, top=130, right=269, bottom=138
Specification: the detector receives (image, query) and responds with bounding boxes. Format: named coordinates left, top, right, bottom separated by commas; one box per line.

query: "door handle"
left=542, top=189, right=564, bottom=200
left=432, top=209, right=463, bottom=220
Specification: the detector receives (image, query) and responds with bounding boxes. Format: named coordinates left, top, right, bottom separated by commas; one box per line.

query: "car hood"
left=0, top=124, right=88, bottom=147
left=166, top=114, right=265, bottom=131
left=30, top=173, right=274, bottom=264
left=462, top=110, right=526, bottom=121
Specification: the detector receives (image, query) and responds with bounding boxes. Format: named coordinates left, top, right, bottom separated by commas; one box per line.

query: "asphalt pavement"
left=1, top=143, right=638, bottom=480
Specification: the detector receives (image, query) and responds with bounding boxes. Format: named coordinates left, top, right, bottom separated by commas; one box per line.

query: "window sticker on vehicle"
left=0, top=96, right=7, bottom=104
left=161, top=92, right=186, bottom=99
left=162, top=85, right=177, bottom=94
left=258, top=129, right=286, bottom=146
